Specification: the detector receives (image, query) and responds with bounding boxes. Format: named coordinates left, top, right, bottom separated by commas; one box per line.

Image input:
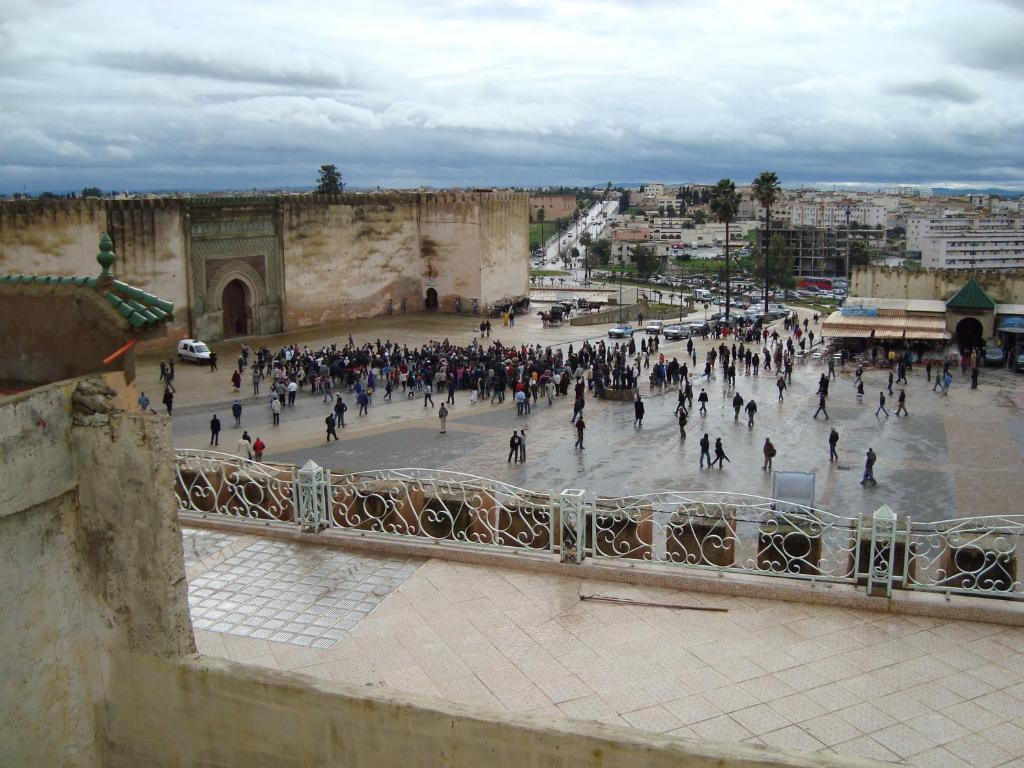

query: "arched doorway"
left=955, top=317, right=983, bottom=351
left=222, top=279, right=251, bottom=337
left=425, top=287, right=438, bottom=311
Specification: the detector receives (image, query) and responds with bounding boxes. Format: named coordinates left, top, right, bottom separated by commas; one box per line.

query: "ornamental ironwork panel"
left=590, top=491, right=859, bottom=583
left=327, top=468, right=555, bottom=553
left=175, top=449, right=297, bottom=524
left=903, top=516, right=1024, bottom=598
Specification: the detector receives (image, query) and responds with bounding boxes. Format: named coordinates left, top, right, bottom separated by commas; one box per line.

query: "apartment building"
left=919, top=217, right=1024, bottom=269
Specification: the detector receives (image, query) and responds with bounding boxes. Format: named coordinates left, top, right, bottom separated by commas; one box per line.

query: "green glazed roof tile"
left=946, top=278, right=995, bottom=310
left=0, top=267, right=174, bottom=330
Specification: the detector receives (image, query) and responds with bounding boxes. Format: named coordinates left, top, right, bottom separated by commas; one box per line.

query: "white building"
left=919, top=217, right=1024, bottom=269
left=788, top=203, right=887, bottom=229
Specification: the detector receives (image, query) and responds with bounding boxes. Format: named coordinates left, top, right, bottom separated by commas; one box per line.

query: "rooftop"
left=187, top=525, right=1024, bottom=767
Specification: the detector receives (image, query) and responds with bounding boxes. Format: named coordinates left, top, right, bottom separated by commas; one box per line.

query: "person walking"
left=545, top=378, right=556, bottom=405
left=828, top=427, right=840, bottom=462
left=711, top=437, right=730, bottom=468
left=895, top=388, right=908, bottom=417
left=887, top=370, right=894, bottom=396
left=231, top=399, right=243, bottom=426
left=518, top=429, right=526, bottom=462
left=334, top=395, right=347, bottom=428
left=357, top=390, right=369, bottom=416
left=237, top=430, right=252, bottom=459
left=271, top=395, right=282, bottom=426
left=861, top=448, right=878, bottom=486
left=423, top=382, right=434, bottom=408
left=209, top=414, right=221, bottom=446
left=633, top=394, right=645, bottom=427
left=574, top=417, right=586, bottom=449
left=732, top=392, right=744, bottom=421
left=252, top=436, right=266, bottom=462
left=209, top=351, right=218, bottom=372
left=138, top=391, right=150, bottom=412
left=699, top=433, right=712, bottom=468
left=813, top=392, right=829, bottom=420
left=698, top=388, right=709, bottom=415
left=438, top=403, right=449, bottom=433
left=507, top=431, right=520, bottom=463
left=162, top=387, right=174, bottom=416
left=745, top=399, right=757, bottom=427
left=776, top=375, right=786, bottom=402
left=570, top=395, right=584, bottom=423
left=943, top=370, right=953, bottom=396
left=325, top=413, right=339, bottom=441
left=446, top=379, right=456, bottom=405
left=677, top=408, right=688, bottom=440
left=971, top=366, right=979, bottom=389
left=856, top=379, right=864, bottom=404
left=252, top=366, right=261, bottom=396
left=287, top=379, right=297, bottom=406
left=876, top=391, right=889, bottom=419
left=231, top=369, right=241, bottom=392
left=762, top=438, right=776, bottom=472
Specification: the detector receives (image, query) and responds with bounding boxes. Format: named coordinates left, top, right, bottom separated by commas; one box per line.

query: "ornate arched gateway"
left=187, top=210, right=283, bottom=341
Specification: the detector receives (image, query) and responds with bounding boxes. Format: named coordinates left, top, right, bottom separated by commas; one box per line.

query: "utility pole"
left=845, top=205, right=851, bottom=280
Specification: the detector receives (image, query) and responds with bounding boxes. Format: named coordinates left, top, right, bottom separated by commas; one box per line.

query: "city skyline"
left=2, top=0, right=1023, bottom=193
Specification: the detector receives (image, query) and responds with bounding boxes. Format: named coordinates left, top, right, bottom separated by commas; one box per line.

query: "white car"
left=663, top=324, right=690, bottom=340
left=177, top=338, right=212, bottom=363
left=645, top=320, right=665, bottom=335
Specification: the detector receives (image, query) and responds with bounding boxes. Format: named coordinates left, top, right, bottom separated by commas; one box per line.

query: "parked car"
left=984, top=346, right=1005, bottom=366
left=1016, top=353, right=1024, bottom=373
left=177, top=338, right=211, bottom=363
left=663, top=324, right=690, bottom=340
left=645, top=320, right=664, bottom=335
left=608, top=322, right=635, bottom=338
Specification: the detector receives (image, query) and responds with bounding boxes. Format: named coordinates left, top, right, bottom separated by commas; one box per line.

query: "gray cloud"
left=0, top=0, right=1022, bottom=193
left=885, top=78, right=980, bottom=105
left=100, top=50, right=356, bottom=89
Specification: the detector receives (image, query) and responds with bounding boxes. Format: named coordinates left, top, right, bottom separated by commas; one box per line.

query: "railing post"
left=297, top=460, right=328, bottom=532
left=866, top=504, right=898, bottom=597
left=559, top=489, right=587, bottom=564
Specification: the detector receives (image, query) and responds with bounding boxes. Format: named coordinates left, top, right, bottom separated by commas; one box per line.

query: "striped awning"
left=822, top=311, right=950, bottom=341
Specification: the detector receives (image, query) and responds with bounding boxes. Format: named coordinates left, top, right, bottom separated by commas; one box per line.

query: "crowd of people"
left=151, top=304, right=998, bottom=492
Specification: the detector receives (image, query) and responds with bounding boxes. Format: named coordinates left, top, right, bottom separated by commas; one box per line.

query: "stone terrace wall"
left=0, top=379, right=193, bottom=768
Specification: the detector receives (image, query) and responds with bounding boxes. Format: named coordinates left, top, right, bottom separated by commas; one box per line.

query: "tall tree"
left=752, top=171, right=781, bottom=316
left=709, top=179, right=740, bottom=321
left=618, top=189, right=631, bottom=214
left=537, top=206, right=546, bottom=250
left=592, top=237, right=611, bottom=265
left=666, top=203, right=676, bottom=218
left=579, top=231, right=593, bottom=279
left=632, top=245, right=660, bottom=278
left=81, top=186, right=102, bottom=198
left=849, top=239, right=872, bottom=270
left=316, top=164, right=344, bottom=194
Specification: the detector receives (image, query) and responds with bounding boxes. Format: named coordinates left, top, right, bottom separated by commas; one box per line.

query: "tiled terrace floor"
left=188, top=527, right=1024, bottom=767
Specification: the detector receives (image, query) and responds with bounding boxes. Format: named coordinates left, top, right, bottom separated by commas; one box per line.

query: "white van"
left=693, top=288, right=713, bottom=302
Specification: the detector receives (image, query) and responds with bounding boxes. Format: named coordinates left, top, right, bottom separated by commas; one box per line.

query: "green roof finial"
left=97, top=233, right=115, bottom=278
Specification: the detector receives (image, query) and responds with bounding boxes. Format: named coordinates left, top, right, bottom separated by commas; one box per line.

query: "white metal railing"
left=588, top=491, right=860, bottom=584
left=173, top=451, right=1024, bottom=600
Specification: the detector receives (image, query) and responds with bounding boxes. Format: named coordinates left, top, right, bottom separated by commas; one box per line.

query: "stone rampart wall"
left=852, top=265, right=1024, bottom=303
left=1, top=192, right=529, bottom=346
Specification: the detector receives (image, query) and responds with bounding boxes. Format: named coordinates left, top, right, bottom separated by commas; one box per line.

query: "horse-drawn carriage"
left=538, top=304, right=565, bottom=327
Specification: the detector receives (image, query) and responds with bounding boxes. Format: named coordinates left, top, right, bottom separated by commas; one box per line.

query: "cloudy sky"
left=2, top=0, right=1023, bottom=193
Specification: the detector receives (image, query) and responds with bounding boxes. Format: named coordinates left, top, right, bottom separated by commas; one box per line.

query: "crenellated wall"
left=851, top=265, right=1024, bottom=303
left=0, top=192, right=529, bottom=346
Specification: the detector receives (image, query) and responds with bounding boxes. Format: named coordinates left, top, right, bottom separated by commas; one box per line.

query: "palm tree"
left=537, top=206, right=546, bottom=252
left=579, top=231, right=593, bottom=280
left=709, top=179, right=740, bottom=322
left=752, top=171, right=781, bottom=316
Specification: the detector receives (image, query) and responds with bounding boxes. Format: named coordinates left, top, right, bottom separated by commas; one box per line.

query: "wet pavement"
left=153, top=309, right=1024, bottom=524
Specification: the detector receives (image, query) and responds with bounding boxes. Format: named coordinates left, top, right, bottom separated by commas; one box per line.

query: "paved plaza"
left=150, top=309, right=1024, bottom=523
left=187, top=527, right=1024, bottom=767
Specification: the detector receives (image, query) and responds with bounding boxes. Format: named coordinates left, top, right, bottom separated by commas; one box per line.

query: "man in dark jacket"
left=210, top=414, right=221, bottom=446
left=633, top=395, right=645, bottom=427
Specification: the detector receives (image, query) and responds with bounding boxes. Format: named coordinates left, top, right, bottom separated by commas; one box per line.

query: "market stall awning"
left=998, top=316, right=1024, bottom=334
left=822, top=311, right=951, bottom=341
